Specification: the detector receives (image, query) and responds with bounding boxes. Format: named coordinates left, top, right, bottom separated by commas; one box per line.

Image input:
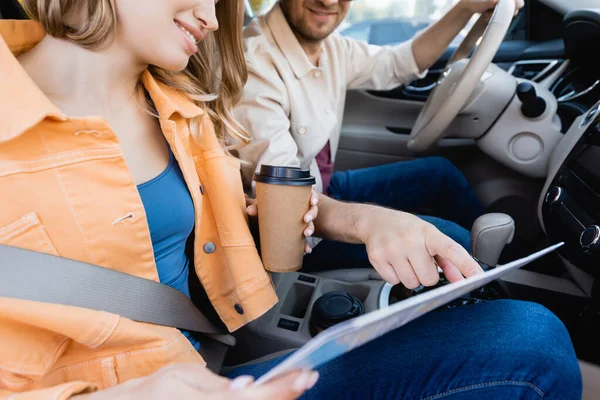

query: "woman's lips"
left=174, top=19, right=205, bottom=55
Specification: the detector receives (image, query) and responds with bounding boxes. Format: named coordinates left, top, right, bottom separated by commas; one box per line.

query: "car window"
left=341, top=0, right=527, bottom=46
left=247, top=0, right=474, bottom=45
left=248, top=0, right=276, bottom=16
left=369, top=20, right=431, bottom=46
left=247, top=0, right=526, bottom=46
left=341, top=0, right=471, bottom=46
left=339, top=23, right=371, bottom=42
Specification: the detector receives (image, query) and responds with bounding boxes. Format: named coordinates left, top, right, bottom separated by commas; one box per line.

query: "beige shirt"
left=235, top=3, right=426, bottom=193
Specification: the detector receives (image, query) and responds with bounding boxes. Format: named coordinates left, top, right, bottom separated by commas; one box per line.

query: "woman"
left=0, top=0, right=582, bottom=399
left=0, top=0, right=316, bottom=398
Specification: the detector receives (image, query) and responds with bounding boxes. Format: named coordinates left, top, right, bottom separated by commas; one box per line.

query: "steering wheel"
left=407, top=0, right=516, bottom=152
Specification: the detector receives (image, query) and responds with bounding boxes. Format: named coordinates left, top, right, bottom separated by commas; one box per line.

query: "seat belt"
left=0, top=244, right=234, bottom=373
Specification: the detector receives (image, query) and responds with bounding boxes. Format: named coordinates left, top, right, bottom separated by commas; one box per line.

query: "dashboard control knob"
left=517, top=82, right=546, bottom=118
left=580, top=225, right=600, bottom=252
left=545, top=186, right=563, bottom=206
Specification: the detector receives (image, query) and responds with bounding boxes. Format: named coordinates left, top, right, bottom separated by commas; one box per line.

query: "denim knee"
left=425, top=156, right=465, bottom=182
left=487, top=300, right=582, bottom=398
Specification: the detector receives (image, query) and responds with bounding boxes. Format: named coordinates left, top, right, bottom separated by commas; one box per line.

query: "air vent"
left=551, top=65, right=600, bottom=103
left=580, top=102, right=599, bottom=127
left=508, top=60, right=562, bottom=82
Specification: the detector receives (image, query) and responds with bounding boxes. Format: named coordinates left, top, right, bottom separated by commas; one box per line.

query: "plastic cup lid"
left=253, top=165, right=316, bottom=186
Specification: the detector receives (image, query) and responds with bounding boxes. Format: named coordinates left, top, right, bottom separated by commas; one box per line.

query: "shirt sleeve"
left=339, top=35, right=428, bottom=91
left=234, top=40, right=302, bottom=195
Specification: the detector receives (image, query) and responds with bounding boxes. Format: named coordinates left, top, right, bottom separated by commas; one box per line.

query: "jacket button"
left=199, top=184, right=205, bottom=195
left=234, top=304, right=244, bottom=315
left=203, top=242, right=216, bottom=254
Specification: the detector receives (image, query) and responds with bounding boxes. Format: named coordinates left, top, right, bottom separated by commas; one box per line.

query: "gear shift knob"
left=470, top=213, right=515, bottom=268
left=517, top=82, right=546, bottom=118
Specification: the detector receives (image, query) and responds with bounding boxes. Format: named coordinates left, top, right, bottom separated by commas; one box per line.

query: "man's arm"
left=342, top=0, right=523, bottom=90
left=235, top=37, right=319, bottom=251
left=411, top=0, right=524, bottom=72
left=312, top=194, right=367, bottom=245
left=234, top=40, right=302, bottom=191
left=342, top=37, right=427, bottom=91
left=313, top=193, right=483, bottom=288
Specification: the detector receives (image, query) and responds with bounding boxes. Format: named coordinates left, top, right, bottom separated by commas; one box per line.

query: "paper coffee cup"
left=253, top=165, right=316, bottom=272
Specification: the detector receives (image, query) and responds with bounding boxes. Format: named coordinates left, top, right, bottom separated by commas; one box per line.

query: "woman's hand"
left=74, top=363, right=319, bottom=400
left=247, top=188, right=319, bottom=254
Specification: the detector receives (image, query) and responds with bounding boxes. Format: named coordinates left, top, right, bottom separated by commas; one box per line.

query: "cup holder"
left=309, top=291, right=365, bottom=336
left=320, top=281, right=369, bottom=304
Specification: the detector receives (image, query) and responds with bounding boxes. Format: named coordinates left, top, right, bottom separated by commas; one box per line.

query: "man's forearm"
left=411, top=3, right=474, bottom=71
left=313, top=193, right=376, bottom=244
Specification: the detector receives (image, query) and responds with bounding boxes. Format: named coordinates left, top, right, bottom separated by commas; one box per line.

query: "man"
left=237, top=0, right=524, bottom=275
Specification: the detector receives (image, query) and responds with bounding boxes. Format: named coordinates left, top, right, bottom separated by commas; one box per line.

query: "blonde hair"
left=20, top=0, right=250, bottom=146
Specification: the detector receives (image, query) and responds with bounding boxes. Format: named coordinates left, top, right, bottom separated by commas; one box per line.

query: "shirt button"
left=203, top=242, right=216, bottom=254
left=298, top=127, right=307, bottom=135
left=234, top=304, right=244, bottom=315
left=313, top=70, right=322, bottom=78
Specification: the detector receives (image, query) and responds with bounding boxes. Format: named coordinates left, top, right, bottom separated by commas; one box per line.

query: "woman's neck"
left=18, top=35, right=146, bottom=117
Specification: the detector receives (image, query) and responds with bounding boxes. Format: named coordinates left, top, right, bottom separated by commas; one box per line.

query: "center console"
left=229, top=213, right=517, bottom=364
left=541, top=101, right=600, bottom=280
left=230, top=262, right=507, bottom=365
left=243, top=270, right=388, bottom=349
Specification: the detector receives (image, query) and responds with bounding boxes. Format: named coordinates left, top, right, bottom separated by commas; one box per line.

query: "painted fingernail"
left=306, top=371, right=319, bottom=390
left=312, top=198, right=318, bottom=205
left=293, top=371, right=311, bottom=392
left=229, top=375, right=254, bottom=391
left=306, top=229, right=313, bottom=236
left=305, top=215, right=313, bottom=222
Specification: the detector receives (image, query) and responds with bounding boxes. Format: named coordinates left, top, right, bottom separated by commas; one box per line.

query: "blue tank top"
left=137, top=150, right=200, bottom=351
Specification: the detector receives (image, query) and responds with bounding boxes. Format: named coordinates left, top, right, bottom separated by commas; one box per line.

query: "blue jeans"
left=226, top=300, right=582, bottom=399
left=303, top=157, right=485, bottom=271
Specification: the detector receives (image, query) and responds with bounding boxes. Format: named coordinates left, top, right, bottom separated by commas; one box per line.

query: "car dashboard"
left=541, top=103, right=600, bottom=280
left=534, top=8, right=600, bottom=296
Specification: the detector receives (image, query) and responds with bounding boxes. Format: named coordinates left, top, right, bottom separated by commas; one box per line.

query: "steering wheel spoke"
left=408, top=0, right=517, bottom=152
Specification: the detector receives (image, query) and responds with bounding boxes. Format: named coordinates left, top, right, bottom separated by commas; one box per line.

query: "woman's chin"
left=152, top=55, right=191, bottom=73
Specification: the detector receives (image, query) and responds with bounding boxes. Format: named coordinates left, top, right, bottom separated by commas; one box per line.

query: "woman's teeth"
left=175, top=21, right=197, bottom=44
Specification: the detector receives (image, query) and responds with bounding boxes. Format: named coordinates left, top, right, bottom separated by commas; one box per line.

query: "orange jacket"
left=0, top=20, right=278, bottom=399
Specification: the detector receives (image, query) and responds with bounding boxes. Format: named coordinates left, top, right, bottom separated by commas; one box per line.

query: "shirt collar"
left=265, top=3, right=318, bottom=79
left=0, top=20, right=204, bottom=144
left=141, top=71, right=205, bottom=120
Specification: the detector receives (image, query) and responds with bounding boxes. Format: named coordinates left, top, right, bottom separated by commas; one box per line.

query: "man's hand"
left=74, top=364, right=319, bottom=400
left=412, top=0, right=524, bottom=72
left=358, top=207, right=483, bottom=289
left=459, top=0, right=525, bottom=16
left=247, top=188, right=319, bottom=254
